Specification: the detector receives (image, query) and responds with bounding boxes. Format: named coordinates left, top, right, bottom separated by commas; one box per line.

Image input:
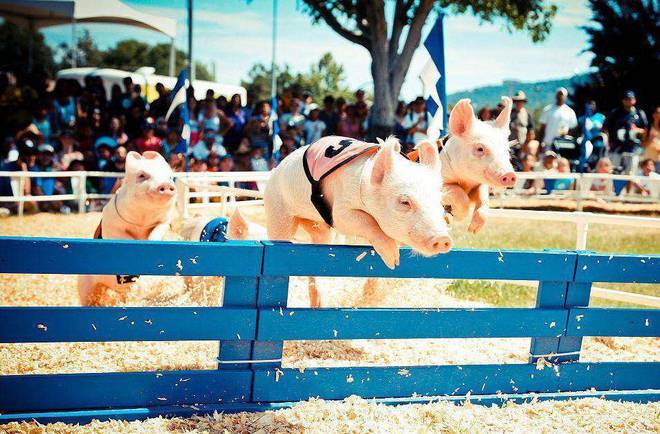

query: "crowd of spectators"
left=0, top=70, right=658, bottom=213
left=497, top=88, right=658, bottom=195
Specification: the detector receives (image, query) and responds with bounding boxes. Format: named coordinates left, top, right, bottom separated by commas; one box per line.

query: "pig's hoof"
left=468, top=214, right=486, bottom=234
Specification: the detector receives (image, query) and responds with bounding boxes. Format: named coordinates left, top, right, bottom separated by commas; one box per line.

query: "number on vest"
left=324, top=139, right=353, bottom=158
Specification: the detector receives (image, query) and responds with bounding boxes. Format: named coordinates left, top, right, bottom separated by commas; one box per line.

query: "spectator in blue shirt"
left=579, top=100, right=606, bottom=171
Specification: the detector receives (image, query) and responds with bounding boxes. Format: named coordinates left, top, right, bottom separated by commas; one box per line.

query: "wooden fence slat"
left=567, top=308, right=660, bottom=337
left=0, top=369, right=252, bottom=413
left=0, top=307, right=257, bottom=343
left=0, top=237, right=263, bottom=277
left=575, top=253, right=660, bottom=284
left=252, top=362, right=660, bottom=402
left=529, top=281, right=570, bottom=362
left=257, top=308, right=568, bottom=340
left=261, top=243, right=577, bottom=280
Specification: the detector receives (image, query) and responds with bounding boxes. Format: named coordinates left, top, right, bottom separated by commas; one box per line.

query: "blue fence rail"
left=0, top=236, right=658, bottom=424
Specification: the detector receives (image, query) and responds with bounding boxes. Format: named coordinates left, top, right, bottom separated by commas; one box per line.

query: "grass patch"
left=446, top=280, right=536, bottom=307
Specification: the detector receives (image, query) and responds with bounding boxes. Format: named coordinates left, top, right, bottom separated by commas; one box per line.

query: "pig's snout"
left=154, top=181, right=176, bottom=197
left=425, top=234, right=453, bottom=255
left=499, top=172, right=517, bottom=187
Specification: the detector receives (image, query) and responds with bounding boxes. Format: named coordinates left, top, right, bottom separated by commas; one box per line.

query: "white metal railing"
left=1, top=170, right=658, bottom=217
left=503, top=172, right=660, bottom=208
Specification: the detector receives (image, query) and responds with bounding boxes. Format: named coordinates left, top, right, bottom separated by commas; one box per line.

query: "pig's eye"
left=397, top=196, right=413, bottom=211
left=137, top=172, right=150, bottom=181
left=473, top=145, right=486, bottom=157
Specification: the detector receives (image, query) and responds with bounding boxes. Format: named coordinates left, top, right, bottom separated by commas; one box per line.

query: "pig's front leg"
left=443, top=183, right=471, bottom=221
left=333, top=209, right=399, bottom=269
left=468, top=184, right=490, bottom=234
left=148, top=223, right=171, bottom=241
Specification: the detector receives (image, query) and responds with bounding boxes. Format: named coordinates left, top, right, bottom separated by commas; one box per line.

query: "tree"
left=298, top=52, right=353, bottom=101
left=241, top=63, right=298, bottom=101
left=301, top=0, right=557, bottom=138
left=58, top=37, right=213, bottom=80
left=0, top=22, right=55, bottom=79
left=573, top=0, right=659, bottom=114
left=241, top=53, right=353, bottom=102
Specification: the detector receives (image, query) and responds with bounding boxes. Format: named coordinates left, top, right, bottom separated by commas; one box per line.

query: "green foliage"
left=241, top=52, right=352, bottom=102
left=0, top=22, right=55, bottom=78
left=573, top=0, right=659, bottom=113
left=59, top=35, right=213, bottom=80
left=438, top=0, right=557, bottom=43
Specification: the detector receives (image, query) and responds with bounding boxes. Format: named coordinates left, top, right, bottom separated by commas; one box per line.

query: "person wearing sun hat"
left=510, top=90, right=534, bottom=147
left=539, top=87, right=578, bottom=151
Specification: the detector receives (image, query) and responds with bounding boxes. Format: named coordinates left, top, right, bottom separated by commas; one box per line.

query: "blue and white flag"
left=270, top=94, right=282, bottom=154
left=419, top=14, right=447, bottom=143
left=165, top=69, right=190, bottom=155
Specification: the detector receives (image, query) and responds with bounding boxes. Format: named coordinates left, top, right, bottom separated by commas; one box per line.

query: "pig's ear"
left=228, top=208, right=248, bottom=240
left=417, top=141, right=441, bottom=171
left=448, top=99, right=474, bottom=138
left=376, top=137, right=386, bottom=146
left=125, top=151, right=142, bottom=173
left=142, top=151, right=165, bottom=161
left=371, top=145, right=395, bottom=185
left=495, top=96, right=512, bottom=130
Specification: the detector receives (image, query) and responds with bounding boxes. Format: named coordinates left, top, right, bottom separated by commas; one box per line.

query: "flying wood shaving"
left=36, top=323, right=47, bottom=331
left=356, top=252, right=367, bottom=262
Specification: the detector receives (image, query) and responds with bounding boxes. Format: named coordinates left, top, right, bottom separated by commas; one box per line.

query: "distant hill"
left=448, top=74, right=590, bottom=111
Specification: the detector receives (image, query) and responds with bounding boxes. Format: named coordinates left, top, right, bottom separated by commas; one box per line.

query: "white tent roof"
left=0, top=0, right=176, bottom=38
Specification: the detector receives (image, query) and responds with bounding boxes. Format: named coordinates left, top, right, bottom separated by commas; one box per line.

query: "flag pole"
left=270, top=0, right=278, bottom=103
left=187, top=0, right=194, bottom=82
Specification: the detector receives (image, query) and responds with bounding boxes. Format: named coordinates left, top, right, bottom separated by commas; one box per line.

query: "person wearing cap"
left=30, top=144, right=66, bottom=211
left=604, top=90, right=648, bottom=169
left=510, top=90, right=534, bottom=147
left=539, top=88, right=578, bottom=151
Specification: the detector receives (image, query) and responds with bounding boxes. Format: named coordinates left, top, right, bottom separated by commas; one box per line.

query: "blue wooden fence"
left=0, top=236, right=658, bottom=424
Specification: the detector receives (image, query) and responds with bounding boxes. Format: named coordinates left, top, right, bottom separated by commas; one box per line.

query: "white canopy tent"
left=0, top=0, right=178, bottom=75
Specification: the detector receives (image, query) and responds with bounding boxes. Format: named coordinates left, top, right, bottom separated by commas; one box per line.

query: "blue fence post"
left=529, top=281, right=570, bottom=363
left=250, top=242, right=290, bottom=400
left=218, top=276, right=259, bottom=374
left=557, top=281, right=593, bottom=362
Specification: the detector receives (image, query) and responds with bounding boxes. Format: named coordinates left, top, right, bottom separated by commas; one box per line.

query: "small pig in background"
left=265, top=135, right=452, bottom=269
left=78, top=151, right=177, bottom=306
left=438, top=97, right=516, bottom=233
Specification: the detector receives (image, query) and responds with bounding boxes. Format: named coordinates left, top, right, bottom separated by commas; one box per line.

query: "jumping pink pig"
left=264, top=136, right=452, bottom=270
left=437, top=97, right=516, bottom=233
left=78, top=151, right=177, bottom=306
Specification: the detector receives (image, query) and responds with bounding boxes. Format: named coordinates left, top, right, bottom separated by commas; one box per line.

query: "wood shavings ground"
left=2, top=396, right=658, bottom=433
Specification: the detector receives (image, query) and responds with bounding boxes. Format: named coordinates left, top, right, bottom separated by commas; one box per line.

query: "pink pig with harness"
left=264, top=135, right=452, bottom=271
left=78, top=151, right=177, bottom=306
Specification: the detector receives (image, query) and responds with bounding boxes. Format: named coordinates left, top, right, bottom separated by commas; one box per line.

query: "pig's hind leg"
left=443, top=184, right=471, bottom=222
left=298, top=218, right=333, bottom=308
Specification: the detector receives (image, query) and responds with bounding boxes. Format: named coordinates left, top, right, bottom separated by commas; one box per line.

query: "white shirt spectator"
left=539, top=104, right=578, bottom=146
left=401, top=111, right=430, bottom=146
left=303, top=119, right=326, bottom=145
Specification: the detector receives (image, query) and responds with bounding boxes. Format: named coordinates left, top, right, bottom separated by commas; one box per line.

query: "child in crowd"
left=590, top=157, right=614, bottom=195
left=626, top=158, right=658, bottom=196
left=250, top=147, right=269, bottom=171
left=553, top=157, right=575, bottom=191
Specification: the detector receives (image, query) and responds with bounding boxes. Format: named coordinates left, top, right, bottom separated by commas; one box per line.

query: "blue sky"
left=41, top=0, right=594, bottom=99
